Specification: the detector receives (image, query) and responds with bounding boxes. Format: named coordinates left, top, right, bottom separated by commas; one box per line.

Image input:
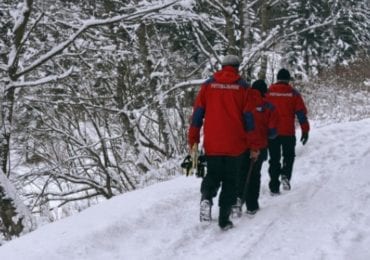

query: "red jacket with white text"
left=250, top=89, right=279, bottom=148
left=266, top=82, right=310, bottom=136
left=188, top=66, right=265, bottom=156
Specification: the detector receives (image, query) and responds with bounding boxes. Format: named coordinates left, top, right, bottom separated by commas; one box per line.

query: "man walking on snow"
left=188, top=55, right=264, bottom=230
left=266, top=68, right=310, bottom=195
left=233, top=79, right=279, bottom=217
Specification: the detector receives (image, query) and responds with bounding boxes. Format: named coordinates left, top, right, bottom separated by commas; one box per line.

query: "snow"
left=0, top=171, right=34, bottom=233
left=365, top=79, right=370, bottom=87
left=1, top=118, right=370, bottom=259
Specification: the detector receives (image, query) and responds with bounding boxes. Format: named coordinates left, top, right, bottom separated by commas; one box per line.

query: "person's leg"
left=280, top=136, right=296, bottom=190
left=232, top=151, right=249, bottom=217
left=268, top=137, right=282, bottom=193
left=245, top=148, right=266, bottom=212
left=200, top=156, right=222, bottom=203
left=235, top=151, right=249, bottom=199
left=281, top=136, right=296, bottom=181
left=218, top=154, right=243, bottom=228
left=219, top=156, right=241, bottom=209
left=199, top=156, right=222, bottom=221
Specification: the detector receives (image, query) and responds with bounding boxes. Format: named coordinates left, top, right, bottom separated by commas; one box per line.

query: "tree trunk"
left=0, top=0, right=34, bottom=239
left=0, top=184, right=23, bottom=240
left=223, top=1, right=238, bottom=55
left=137, top=23, right=172, bottom=157
left=240, top=0, right=254, bottom=80
left=258, top=1, right=270, bottom=80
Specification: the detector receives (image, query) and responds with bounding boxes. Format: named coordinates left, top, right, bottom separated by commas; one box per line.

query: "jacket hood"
left=213, top=66, right=241, bottom=84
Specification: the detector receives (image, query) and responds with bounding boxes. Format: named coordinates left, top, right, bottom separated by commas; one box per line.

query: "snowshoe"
left=246, top=208, right=259, bottom=216
left=200, top=200, right=212, bottom=222
left=281, top=176, right=291, bottom=191
left=231, top=197, right=242, bottom=218
left=219, top=220, right=234, bottom=231
left=219, top=207, right=233, bottom=230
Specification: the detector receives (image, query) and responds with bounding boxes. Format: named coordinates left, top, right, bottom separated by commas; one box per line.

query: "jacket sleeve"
left=188, top=84, right=207, bottom=149
left=294, top=91, right=310, bottom=133
left=243, top=89, right=265, bottom=150
left=266, top=102, right=279, bottom=139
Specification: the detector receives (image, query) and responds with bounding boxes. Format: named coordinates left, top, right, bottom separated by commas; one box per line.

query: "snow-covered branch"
left=137, top=79, right=205, bottom=112
left=204, top=0, right=231, bottom=15
left=192, top=25, right=213, bottom=59
left=267, top=0, right=283, bottom=8
left=284, top=18, right=335, bottom=38
left=6, top=68, right=73, bottom=90
left=14, top=0, right=181, bottom=78
left=241, top=26, right=281, bottom=69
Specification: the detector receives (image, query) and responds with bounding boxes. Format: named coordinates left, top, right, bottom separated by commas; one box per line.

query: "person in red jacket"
left=266, top=68, right=310, bottom=195
left=233, top=79, right=279, bottom=216
left=188, top=55, right=264, bottom=230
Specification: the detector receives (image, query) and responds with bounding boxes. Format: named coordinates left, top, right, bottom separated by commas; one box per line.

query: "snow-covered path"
left=1, top=119, right=370, bottom=260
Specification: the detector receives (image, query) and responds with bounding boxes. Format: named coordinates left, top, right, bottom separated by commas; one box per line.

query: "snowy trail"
left=1, top=119, right=370, bottom=260
left=160, top=119, right=370, bottom=260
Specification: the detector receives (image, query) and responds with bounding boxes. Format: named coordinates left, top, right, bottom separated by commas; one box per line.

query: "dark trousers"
left=268, top=136, right=296, bottom=192
left=237, top=149, right=267, bottom=211
left=200, top=153, right=244, bottom=209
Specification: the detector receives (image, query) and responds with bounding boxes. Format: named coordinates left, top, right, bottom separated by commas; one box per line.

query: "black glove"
left=300, top=132, right=309, bottom=145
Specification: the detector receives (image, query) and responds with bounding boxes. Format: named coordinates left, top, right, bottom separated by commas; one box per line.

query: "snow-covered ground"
left=1, top=119, right=370, bottom=260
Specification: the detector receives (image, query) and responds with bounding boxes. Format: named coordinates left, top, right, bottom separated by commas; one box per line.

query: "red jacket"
left=188, top=66, right=265, bottom=156
left=266, top=82, right=310, bottom=136
left=251, top=90, right=279, bottom=148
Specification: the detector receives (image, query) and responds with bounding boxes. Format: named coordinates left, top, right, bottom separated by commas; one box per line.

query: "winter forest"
left=0, top=0, right=370, bottom=244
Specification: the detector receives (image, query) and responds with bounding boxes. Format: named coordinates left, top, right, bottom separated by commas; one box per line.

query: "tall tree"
left=0, top=0, right=182, bottom=239
left=282, top=0, right=370, bottom=78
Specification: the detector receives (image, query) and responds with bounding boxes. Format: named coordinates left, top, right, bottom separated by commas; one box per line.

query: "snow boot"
left=231, top=197, right=242, bottom=218
left=218, top=207, right=233, bottom=230
left=246, top=202, right=259, bottom=216
left=246, top=209, right=258, bottom=216
left=200, top=200, right=212, bottom=222
left=281, top=176, right=291, bottom=191
left=246, top=206, right=259, bottom=216
left=270, top=191, right=281, bottom=196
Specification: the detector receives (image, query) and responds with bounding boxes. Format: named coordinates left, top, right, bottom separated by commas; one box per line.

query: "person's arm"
left=188, top=84, right=207, bottom=150
left=243, top=89, right=265, bottom=158
left=266, top=101, right=278, bottom=139
left=294, top=90, right=310, bottom=144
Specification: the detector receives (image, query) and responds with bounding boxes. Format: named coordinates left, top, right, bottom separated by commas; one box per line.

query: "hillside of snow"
left=0, top=119, right=370, bottom=260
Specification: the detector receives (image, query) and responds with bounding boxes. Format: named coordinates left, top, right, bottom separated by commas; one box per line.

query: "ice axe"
left=241, top=158, right=256, bottom=206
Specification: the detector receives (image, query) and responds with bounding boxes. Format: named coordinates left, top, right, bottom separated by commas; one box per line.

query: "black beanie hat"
left=252, top=79, right=268, bottom=95
left=277, top=68, right=291, bottom=81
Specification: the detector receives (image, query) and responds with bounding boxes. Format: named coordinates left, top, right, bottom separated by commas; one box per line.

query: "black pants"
left=268, top=136, right=296, bottom=193
left=200, top=153, right=244, bottom=209
left=237, top=149, right=267, bottom=211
